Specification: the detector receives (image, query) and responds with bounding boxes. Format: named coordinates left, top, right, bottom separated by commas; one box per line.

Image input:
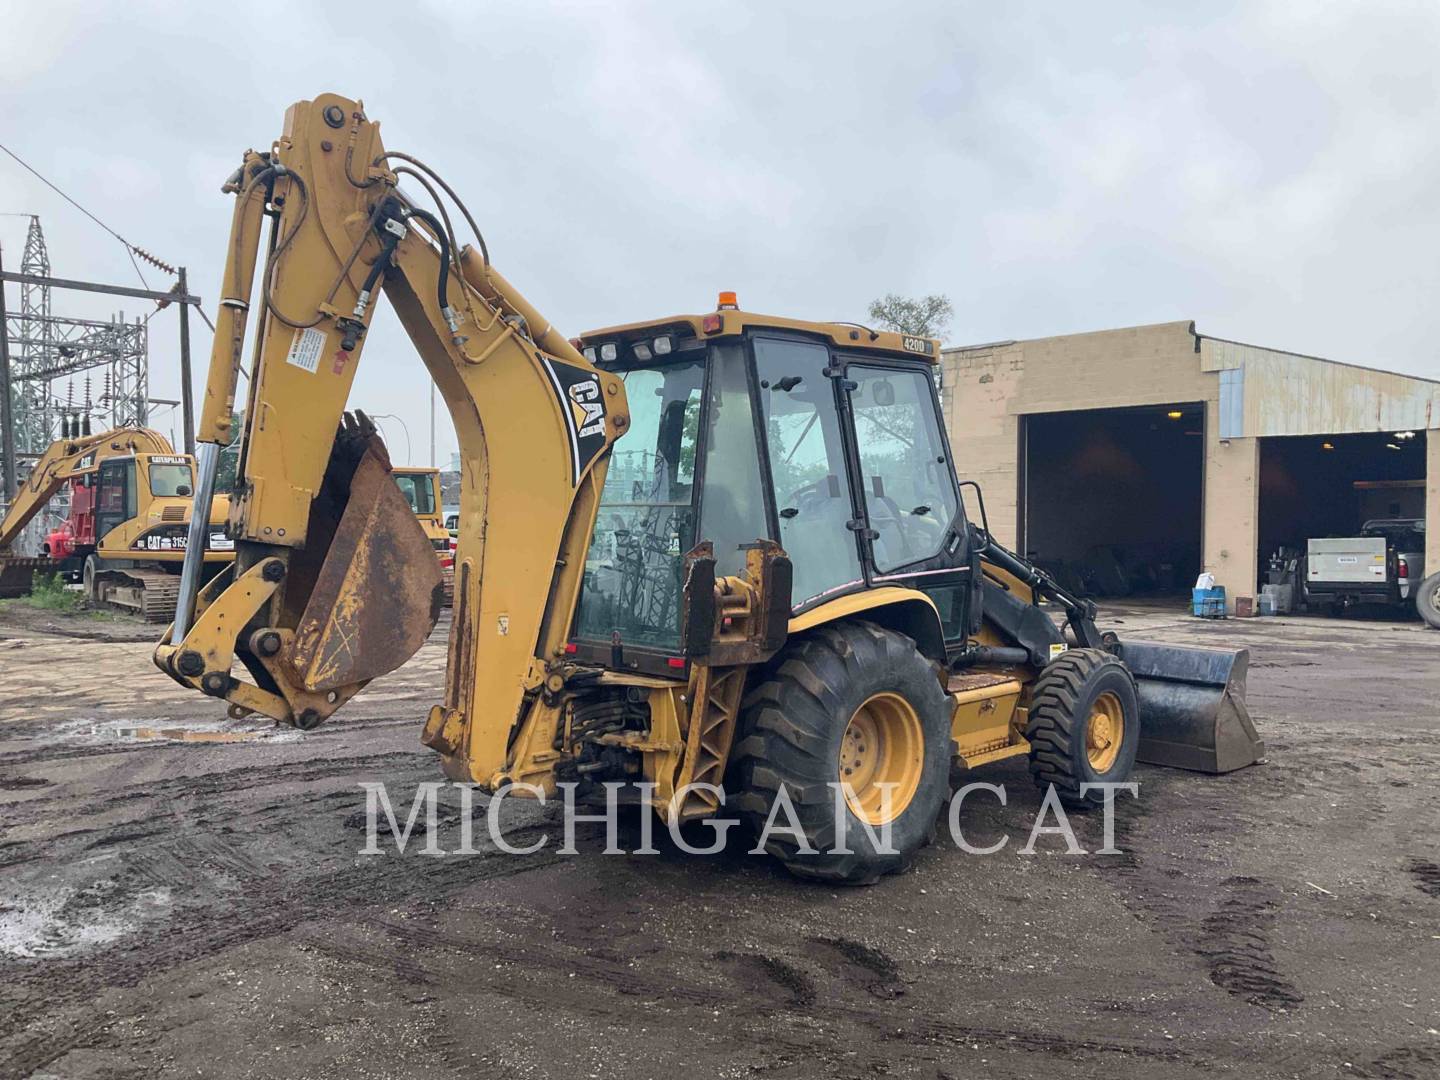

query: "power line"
left=0, top=140, right=148, bottom=280
left=0, top=142, right=217, bottom=330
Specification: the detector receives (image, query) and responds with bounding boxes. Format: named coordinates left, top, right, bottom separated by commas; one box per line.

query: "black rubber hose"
left=403, top=206, right=451, bottom=316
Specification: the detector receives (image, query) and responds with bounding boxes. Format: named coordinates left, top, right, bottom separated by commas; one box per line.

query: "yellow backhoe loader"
left=155, top=94, right=1262, bottom=882
left=1, top=422, right=233, bottom=619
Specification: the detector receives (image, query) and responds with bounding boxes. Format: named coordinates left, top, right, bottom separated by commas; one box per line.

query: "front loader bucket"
left=1116, top=641, right=1265, bottom=774
left=286, top=433, right=443, bottom=693
left=0, top=557, right=60, bottom=599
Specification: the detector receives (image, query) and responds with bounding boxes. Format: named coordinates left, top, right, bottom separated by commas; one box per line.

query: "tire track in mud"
left=0, top=750, right=426, bottom=833
left=1406, top=859, right=1440, bottom=898
left=807, top=935, right=907, bottom=999
left=713, top=949, right=817, bottom=1006
left=361, top=915, right=1193, bottom=1068
left=1195, top=876, right=1303, bottom=1008
left=1090, top=781, right=1304, bottom=1013
left=1351, top=1045, right=1440, bottom=1080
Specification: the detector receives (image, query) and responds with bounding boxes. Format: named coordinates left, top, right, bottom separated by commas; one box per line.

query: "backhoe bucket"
left=0, top=556, right=60, bottom=599
left=286, top=434, right=443, bottom=693
left=1116, top=641, right=1265, bottom=773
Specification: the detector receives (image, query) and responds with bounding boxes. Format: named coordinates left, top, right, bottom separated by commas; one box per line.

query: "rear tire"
left=1026, top=648, right=1139, bottom=809
left=1417, top=571, right=1440, bottom=630
left=730, top=620, right=951, bottom=885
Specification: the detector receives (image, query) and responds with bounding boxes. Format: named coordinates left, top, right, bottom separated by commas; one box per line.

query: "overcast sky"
left=3, top=1, right=1439, bottom=469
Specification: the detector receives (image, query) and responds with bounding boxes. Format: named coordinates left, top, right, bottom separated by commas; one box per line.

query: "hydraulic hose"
left=403, top=206, right=451, bottom=316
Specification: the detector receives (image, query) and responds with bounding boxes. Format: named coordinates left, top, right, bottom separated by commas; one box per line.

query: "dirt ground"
left=1, top=600, right=1438, bottom=1080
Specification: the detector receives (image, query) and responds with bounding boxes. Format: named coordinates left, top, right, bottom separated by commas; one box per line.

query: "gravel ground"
left=1, top=601, right=1438, bottom=1079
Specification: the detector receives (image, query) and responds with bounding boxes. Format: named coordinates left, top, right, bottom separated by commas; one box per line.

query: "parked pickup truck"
left=1305, top=518, right=1425, bottom=615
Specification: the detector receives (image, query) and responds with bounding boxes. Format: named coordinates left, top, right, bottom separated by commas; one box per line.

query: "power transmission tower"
left=1, top=215, right=151, bottom=482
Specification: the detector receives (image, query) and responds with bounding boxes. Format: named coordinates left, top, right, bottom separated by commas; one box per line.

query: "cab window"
left=849, top=366, right=958, bottom=574
left=395, top=473, right=436, bottom=515
left=149, top=463, right=194, bottom=497
left=573, top=360, right=705, bottom=648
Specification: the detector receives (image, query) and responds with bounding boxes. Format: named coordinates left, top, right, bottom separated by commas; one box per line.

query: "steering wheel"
left=867, top=493, right=916, bottom=560
left=779, top=478, right=833, bottom=518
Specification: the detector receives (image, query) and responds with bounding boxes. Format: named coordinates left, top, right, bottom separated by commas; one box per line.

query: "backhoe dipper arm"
left=0, top=427, right=172, bottom=551
left=155, top=94, right=630, bottom=787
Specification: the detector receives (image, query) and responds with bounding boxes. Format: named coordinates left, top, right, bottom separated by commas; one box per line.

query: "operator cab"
left=570, top=295, right=973, bottom=675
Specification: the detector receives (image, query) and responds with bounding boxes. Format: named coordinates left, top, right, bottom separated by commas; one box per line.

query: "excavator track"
left=92, top=568, right=182, bottom=623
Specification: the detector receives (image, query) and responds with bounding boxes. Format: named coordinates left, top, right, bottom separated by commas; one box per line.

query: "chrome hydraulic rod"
left=171, top=441, right=220, bottom=641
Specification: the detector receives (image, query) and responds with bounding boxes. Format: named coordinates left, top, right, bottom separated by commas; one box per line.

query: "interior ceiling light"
left=1386, top=443, right=1402, bottom=451
left=1321, top=442, right=1335, bottom=450
left=1394, top=430, right=1416, bottom=440
left=1166, top=410, right=1183, bottom=420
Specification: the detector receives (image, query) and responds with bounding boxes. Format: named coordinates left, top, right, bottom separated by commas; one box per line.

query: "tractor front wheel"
left=731, top=620, right=951, bottom=885
left=1025, top=648, right=1139, bottom=808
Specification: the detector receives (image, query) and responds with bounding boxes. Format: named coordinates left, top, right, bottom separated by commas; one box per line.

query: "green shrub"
left=27, top=571, right=82, bottom=612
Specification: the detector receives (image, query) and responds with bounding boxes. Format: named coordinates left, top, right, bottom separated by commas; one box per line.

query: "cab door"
left=842, top=363, right=973, bottom=643
left=94, top=459, right=137, bottom=544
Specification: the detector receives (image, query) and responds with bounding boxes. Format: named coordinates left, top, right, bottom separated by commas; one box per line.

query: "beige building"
left=941, top=321, right=1439, bottom=609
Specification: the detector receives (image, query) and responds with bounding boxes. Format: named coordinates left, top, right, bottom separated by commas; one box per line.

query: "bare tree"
left=866, top=293, right=954, bottom=340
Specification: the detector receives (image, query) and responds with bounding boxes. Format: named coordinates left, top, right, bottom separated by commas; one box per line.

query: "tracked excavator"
left=155, top=94, right=1263, bottom=883
left=0, top=422, right=233, bottom=619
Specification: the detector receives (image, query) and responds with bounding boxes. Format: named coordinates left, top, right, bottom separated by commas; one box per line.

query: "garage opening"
left=1019, top=403, right=1204, bottom=598
left=1258, top=430, right=1427, bottom=575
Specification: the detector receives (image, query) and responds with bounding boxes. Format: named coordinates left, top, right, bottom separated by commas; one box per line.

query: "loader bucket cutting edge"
left=1116, top=641, right=1266, bottom=774
left=0, top=557, right=60, bottom=599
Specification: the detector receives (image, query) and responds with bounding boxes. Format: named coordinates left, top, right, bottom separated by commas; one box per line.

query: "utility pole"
left=178, top=266, right=195, bottom=455
left=0, top=245, right=15, bottom=501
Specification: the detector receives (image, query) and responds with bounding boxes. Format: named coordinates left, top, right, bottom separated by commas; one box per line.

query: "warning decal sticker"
left=285, top=327, right=326, bottom=374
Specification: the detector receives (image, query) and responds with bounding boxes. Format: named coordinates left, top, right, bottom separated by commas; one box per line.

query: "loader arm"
left=155, top=94, right=630, bottom=785
left=0, top=427, right=173, bottom=551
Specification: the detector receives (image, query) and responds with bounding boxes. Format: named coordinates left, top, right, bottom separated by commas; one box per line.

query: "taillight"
left=1399, top=557, right=1409, bottom=580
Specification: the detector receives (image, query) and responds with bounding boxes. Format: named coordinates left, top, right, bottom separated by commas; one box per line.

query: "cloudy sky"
left=3, top=1, right=1439, bottom=468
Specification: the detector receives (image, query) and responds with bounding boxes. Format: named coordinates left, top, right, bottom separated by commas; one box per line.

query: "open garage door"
left=1258, top=430, right=1427, bottom=588
left=1020, top=403, right=1204, bottom=598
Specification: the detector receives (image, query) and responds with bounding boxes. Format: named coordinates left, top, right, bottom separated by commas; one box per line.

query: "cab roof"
left=578, top=305, right=940, bottom=365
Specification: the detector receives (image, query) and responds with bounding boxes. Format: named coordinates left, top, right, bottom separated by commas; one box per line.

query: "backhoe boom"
left=157, top=94, right=631, bottom=785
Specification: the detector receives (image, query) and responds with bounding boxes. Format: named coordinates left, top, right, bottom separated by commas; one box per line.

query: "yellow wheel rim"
left=837, top=692, right=924, bottom=826
left=1086, top=690, right=1125, bottom=773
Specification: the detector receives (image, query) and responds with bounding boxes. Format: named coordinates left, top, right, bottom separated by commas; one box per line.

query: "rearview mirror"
left=872, top=379, right=895, bottom=407
left=176, top=484, right=192, bottom=497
